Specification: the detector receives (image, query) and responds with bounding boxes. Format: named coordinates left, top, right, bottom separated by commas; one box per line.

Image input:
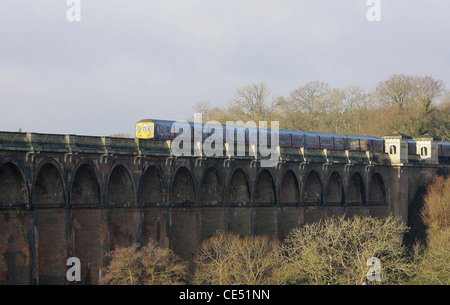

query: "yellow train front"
left=136, top=119, right=177, bottom=140
left=135, top=119, right=155, bottom=139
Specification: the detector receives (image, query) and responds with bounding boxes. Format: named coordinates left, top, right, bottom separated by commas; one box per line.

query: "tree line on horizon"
left=193, top=74, right=450, bottom=141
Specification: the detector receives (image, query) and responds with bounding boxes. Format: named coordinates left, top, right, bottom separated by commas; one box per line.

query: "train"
left=135, top=118, right=450, bottom=158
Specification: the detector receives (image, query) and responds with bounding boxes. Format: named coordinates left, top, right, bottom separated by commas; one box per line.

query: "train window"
left=165, top=126, right=170, bottom=134
left=136, top=124, right=142, bottom=132
left=421, top=146, right=428, bottom=156
left=143, top=124, right=147, bottom=132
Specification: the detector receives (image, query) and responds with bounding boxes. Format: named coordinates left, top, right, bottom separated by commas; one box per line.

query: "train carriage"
left=345, top=134, right=384, bottom=152
left=303, top=131, right=345, bottom=150
left=438, top=142, right=450, bottom=161
left=278, top=130, right=305, bottom=148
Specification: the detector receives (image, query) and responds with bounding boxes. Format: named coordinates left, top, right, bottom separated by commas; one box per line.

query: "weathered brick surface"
left=107, top=208, right=138, bottom=250
left=254, top=206, right=277, bottom=237
left=170, top=208, right=199, bottom=264
left=227, top=206, right=252, bottom=236
left=141, top=207, right=168, bottom=248
left=199, top=206, right=226, bottom=241
left=278, top=206, right=303, bottom=240
left=33, top=208, right=68, bottom=285
left=0, top=210, right=30, bottom=284
left=71, top=208, right=104, bottom=284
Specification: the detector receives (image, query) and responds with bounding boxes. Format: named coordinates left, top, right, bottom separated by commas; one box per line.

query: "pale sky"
left=1, top=0, right=449, bottom=136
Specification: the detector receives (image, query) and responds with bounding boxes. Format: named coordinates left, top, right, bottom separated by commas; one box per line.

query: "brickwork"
left=0, top=131, right=448, bottom=284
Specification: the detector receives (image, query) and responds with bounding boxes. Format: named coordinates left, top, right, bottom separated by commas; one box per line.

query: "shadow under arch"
left=326, top=171, right=345, bottom=205
left=33, top=160, right=66, bottom=205
left=170, top=166, right=196, bottom=205
left=347, top=171, right=366, bottom=204
left=105, top=164, right=135, bottom=205
left=369, top=173, right=387, bottom=204
left=303, top=170, right=322, bottom=205
left=139, top=165, right=166, bottom=205
left=200, top=167, right=223, bottom=205
left=228, top=167, right=251, bottom=205
left=254, top=169, right=276, bottom=205
left=0, top=161, right=29, bottom=204
left=71, top=162, right=101, bottom=205
left=279, top=169, right=300, bottom=205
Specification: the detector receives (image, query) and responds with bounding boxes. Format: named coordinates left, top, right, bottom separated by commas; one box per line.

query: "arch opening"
left=0, top=163, right=28, bottom=204
left=369, top=173, right=386, bottom=204
left=200, top=168, right=223, bottom=204
left=255, top=170, right=276, bottom=205
left=303, top=170, right=322, bottom=204
left=106, top=165, right=134, bottom=205
left=347, top=172, right=366, bottom=204
left=171, top=167, right=196, bottom=204
left=229, top=168, right=250, bottom=205
left=280, top=170, right=300, bottom=204
left=326, top=171, right=344, bottom=205
left=139, top=166, right=165, bottom=204
left=71, top=164, right=100, bottom=205
left=34, top=163, right=64, bottom=204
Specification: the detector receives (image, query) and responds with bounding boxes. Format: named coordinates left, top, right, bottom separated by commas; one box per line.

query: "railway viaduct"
left=0, top=131, right=448, bottom=284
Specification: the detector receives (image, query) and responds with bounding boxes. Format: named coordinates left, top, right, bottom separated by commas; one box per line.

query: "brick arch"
left=279, top=169, right=300, bottom=204
left=32, top=159, right=67, bottom=284
left=303, top=170, right=322, bottom=205
left=70, top=161, right=102, bottom=284
left=369, top=173, right=387, bottom=204
left=347, top=171, right=366, bottom=204
left=255, top=169, right=276, bottom=205
left=33, top=160, right=66, bottom=205
left=200, top=167, right=223, bottom=204
left=139, top=165, right=166, bottom=204
left=228, top=167, right=251, bottom=205
left=170, top=166, right=196, bottom=205
left=0, top=161, right=28, bottom=204
left=105, top=164, right=135, bottom=205
left=326, top=171, right=345, bottom=205
left=71, top=162, right=101, bottom=205
left=0, top=161, right=30, bottom=284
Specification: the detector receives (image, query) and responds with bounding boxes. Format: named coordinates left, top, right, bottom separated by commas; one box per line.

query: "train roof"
left=137, top=119, right=193, bottom=126
left=137, top=119, right=174, bottom=124
left=302, top=131, right=345, bottom=138
left=345, top=134, right=383, bottom=140
left=279, top=129, right=304, bottom=134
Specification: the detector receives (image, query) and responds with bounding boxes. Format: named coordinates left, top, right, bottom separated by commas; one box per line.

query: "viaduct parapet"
left=0, top=131, right=448, bottom=284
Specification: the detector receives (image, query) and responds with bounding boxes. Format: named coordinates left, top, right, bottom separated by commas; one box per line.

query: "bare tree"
left=288, top=81, right=332, bottom=116
left=99, top=239, right=189, bottom=285
left=413, top=76, right=445, bottom=117
left=411, top=175, right=450, bottom=284
left=229, top=82, right=278, bottom=122
left=375, top=74, right=415, bottom=111
left=375, top=74, right=445, bottom=136
left=193, top=232, right=284, bottom=285
left=281, top=216, right=416, bottom=285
